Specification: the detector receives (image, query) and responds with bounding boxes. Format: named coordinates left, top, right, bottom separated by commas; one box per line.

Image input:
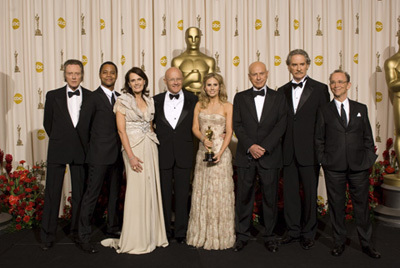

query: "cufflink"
left=357, top=113, right=361, bottom=117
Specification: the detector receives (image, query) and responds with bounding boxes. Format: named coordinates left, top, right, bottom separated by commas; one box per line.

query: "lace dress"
left=186, top=112, right=235, bottom=250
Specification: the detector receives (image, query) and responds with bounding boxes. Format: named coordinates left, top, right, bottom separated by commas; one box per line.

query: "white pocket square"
left=357, top=113, right=361, bottom=117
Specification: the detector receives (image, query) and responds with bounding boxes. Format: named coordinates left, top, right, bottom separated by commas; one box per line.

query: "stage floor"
left=1, top=216, right=399, bottom=268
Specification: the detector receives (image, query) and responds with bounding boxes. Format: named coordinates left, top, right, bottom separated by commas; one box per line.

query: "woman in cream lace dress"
left=186, top=73, right=235, bottom=250
left=101, top=67, right=168, bottom=254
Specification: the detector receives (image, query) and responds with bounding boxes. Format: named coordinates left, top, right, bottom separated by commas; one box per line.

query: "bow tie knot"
left=253, top=89, right=265, bottom=98
left=169, top=94, right=180, bottom=100
left=291, top=81, right=303, bottom=88
left=68, top=90, right=80, bottom=98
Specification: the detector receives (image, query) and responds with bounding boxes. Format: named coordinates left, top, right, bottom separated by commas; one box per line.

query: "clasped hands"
left=249, top=144, right=265, bottom=159
left=202, top=138, right=222, bottom=163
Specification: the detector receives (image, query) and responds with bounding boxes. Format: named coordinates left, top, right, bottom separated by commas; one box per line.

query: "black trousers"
left=235, top=161, right=279, bottom=242
left=41, top=163, right=85, bottom=243
left=78, top=160, right=122, bottom=243
left=283, top=159, right=319, bottom=239
left=160, top=166, right=191, bottom=239
left=324, top=169, right=372, bottom=247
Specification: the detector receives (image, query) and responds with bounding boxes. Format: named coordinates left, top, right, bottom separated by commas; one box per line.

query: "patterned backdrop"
left=1, top=0, right=400, bottom=204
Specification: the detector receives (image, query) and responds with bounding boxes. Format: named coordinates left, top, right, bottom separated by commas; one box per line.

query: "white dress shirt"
left=334, top=98, right=350, bottom=125
left=67, top=85, right=82, bottom=127
left=101, top=85, right=117, bottom=105
left=164, top=90, right=184, bottom=129
left=291, top=76, right=308, bottom=114
left=253, top=86, right=266, bottom=122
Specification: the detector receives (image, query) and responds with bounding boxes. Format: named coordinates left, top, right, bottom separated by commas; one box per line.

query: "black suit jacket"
left=315, top=100, right=377, bottom=171
left=233, top=87, right=287, bottom=169
left=153, top=90, right=198, bottom=169
left=44, top=86, right=91, bottom=164
left=278, top=77, right=329, bottom=166
left=77, top=87, right=121, bottom=165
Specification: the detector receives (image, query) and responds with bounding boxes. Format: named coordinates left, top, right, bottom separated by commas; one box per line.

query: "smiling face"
left=288, top=54, right=310, bottom=82
left=330, top=72, right=351, bottom=102
left=248, top=62, right=268, bottom=90
left=99, top=64, right=117, bottom=90
left=128, top=72, right=145, bottom=95
left=204, top=77, right=220, bottom=99
left=164, top=67, right=183, bottom=94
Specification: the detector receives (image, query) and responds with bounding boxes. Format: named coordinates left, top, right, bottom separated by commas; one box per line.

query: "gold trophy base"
left=38, top=103, right=44, bottom=109
left=316, top=30, right=323, bottom=36
left=35, top=30, right=42, bottom=36
left=384, top=173, right=400, bottom=187
left=274, top=30, right=280, bottom=36
left=17, top=140, right=23, bottom=146
left=203, top=151, right=215, bottom=162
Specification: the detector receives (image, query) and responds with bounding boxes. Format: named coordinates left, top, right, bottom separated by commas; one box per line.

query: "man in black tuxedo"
left=278, top=49, right=329, bottom=249
left=77, top=61, right=123, bottom=253
left=41, top=59, right=91, bottom=250
left=315, top=70, right=380, bottom=259
left=153, top=67, right=198, bottom=243
left=233, top=61, right=287, bottom=252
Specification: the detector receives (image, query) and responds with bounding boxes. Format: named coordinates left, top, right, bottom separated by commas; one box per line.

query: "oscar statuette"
left=203, top=126, right=214, bottom=162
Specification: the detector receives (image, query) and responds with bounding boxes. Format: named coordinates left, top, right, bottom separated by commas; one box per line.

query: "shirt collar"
left=67, top=85, right=82, bottom=93
left=100, top=85, right=114, bottom=98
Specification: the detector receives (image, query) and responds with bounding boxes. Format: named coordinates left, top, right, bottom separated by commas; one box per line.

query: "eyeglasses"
left=167, top=78, right=183, bottom=82
left=329, top=80, right=348, bottom=86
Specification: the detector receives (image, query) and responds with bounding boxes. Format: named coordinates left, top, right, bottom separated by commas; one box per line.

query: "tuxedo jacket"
left=233, top=87, right=288, bottom=169
left=315, top=100, right=377, bottom=171
left=278, top=77, right=330, bottom=166
left=44, top=86, right=91, bottom=164
left=77, top=87, right=121, bottom=165
left=153, top=90, right=198, bottom=169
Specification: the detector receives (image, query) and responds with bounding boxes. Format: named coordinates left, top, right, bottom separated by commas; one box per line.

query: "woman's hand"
left=129, top=156, right=144, bottom=172
left=203, top=138, right=213, bottom=151
left=212, top=151, right=223, bottom=163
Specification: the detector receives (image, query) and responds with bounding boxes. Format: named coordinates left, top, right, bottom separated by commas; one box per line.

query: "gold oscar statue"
left=171, top=27, right=215, bottom=94
left=384, top=34, right=400, bottom=185
left=203, top=126, right=214, bottom=162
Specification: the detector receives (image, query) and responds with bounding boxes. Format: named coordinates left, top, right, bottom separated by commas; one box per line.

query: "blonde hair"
left=199, top=73, right=228, bottom=109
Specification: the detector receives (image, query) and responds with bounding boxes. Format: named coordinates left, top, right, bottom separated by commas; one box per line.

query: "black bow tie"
left=253, top=89, right=265, bottom=98
left=68, top=90, right=80, bottom=98
left=291, top=77, right=308, bottom=89
left=169, top=94, right=180, bottom=100
left=291, top=81, right=304, bottom=88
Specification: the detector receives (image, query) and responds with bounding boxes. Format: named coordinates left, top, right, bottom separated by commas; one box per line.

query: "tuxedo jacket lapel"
left=296, top=82, right=313, bottom=112
left=328, top=101, right=347, bottom=129
left=157, top=92, right=174, bottom=129
left=243, top=89, right=259, bottom=122
left=347, top=100, right=358, bottom=128
left=283, top=85, right=295, bottom=115
left=55, top=87, right=75, bottom=129
left=176, top=90, right=192, bottom=128
left=260, top=88, right=275, bottom=123
left=96, top=87, right=114, bottom=112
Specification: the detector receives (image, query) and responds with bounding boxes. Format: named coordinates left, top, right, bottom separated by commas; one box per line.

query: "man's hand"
left=249, top=144, right=266, bottom=159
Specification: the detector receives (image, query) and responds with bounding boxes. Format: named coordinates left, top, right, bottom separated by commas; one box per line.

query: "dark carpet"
left=0, top=216, right=399, bottom=268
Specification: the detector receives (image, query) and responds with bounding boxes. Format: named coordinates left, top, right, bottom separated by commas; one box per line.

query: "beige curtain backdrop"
left=1, top=0, right=399, bottom=206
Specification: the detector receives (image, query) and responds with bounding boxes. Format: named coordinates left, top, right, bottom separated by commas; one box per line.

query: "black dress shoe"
left=265, top=241, right=279, bottom=253
left=40, top=242, right=53, bottom=251
left=76, top=242, right=99, bottom=254
left=331, top=244, right=345, bottom=256
left=280, top=235, right=300, bottom=245
left=362, top=246, right=381, bottom=259
left=233, top=240, right=248, bottom=252
left=176, top=237, right=186, bottom=244
left=300, top=238, right=315, bottom=250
